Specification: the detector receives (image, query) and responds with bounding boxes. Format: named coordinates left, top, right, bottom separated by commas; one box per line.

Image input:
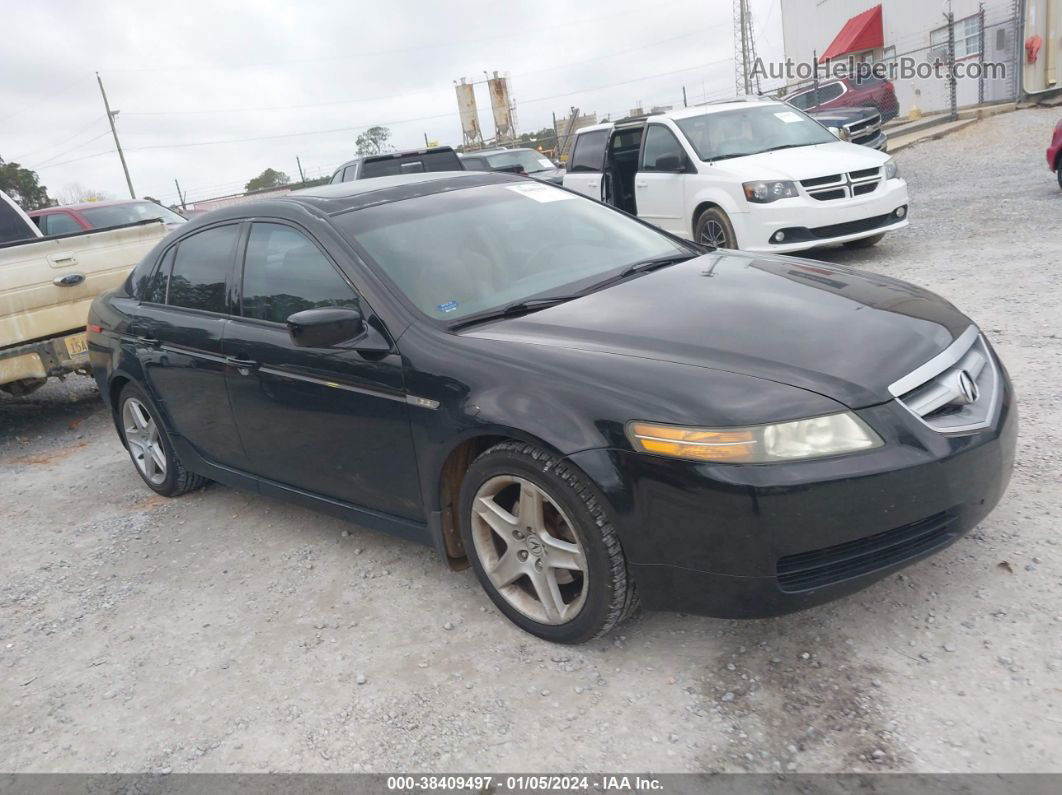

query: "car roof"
left=334, top=145, right=458, bottom=171
left=183, top=172, right=523, bottom=226
left=573, top=99, right=785, bottom=134
left=30, top=198, right=151, bottom=215
left=460, top=147, right=536, bottom=157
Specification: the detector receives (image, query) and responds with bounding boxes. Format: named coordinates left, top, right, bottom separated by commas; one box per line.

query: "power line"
left=122, top=26, right=730, bottom=118
left=29, top=130, right=113, bottom=169
left=11, top=117, right=107, bottom=163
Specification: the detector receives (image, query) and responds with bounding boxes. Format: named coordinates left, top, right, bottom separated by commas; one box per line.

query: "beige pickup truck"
left=0, top=190, right=169, bottom=396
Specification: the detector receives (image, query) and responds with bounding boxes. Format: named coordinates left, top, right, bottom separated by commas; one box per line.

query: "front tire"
left=694, top=207, right=738, bottom=250
left=459, top=441, right=638, bottom=643
left=117, top=383, right=206, bottom=497
left=843, top=232, right=886, bottom=249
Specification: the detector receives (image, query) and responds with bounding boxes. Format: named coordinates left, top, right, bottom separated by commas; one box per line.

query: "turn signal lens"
left=626, top=413, right=882, bottom=464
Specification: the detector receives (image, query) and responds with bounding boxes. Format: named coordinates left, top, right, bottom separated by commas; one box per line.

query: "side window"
left=166, top=225, right=238, bottom=313
left=462, top=157, right=485, bottom=170
left=569, top=130, right=608, bottom=173
left=641, top=125, right=684, bottom=171
left=817, top=82, right=844, bottom=104
left=142, top=248, right=174, bottom=303
left=241, top=223, right=359, bottom=324
left=786, top=90, right=813, bottom=110
left=46, top=212, right=82, bottom=236
left=330, top=169, right=343, bottom=184
left=342, top=164, right=359, bottom=182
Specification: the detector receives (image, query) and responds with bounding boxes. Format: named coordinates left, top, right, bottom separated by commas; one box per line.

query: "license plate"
left=65, top=333, right=89, bottom=357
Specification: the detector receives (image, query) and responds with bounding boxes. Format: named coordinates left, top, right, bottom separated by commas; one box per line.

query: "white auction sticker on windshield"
left=505, top=182, right=575, bottom=202
left=774, top=111, right=803, bottom=123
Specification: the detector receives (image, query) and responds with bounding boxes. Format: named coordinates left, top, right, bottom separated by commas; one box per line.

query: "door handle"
left=128, top=324, right=160, bottom=348
left=48, top=253, right=78, bottom=266
left=226, top=356, right=258, bottom=372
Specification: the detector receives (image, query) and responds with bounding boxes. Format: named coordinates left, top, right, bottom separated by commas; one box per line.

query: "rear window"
left=0, top=197, right=35, bottom=245
left=360, top=150, right=462, bottom=179
left=79, top=201, right=186, bottom=229
left=569, top=130, right=608, bottom=173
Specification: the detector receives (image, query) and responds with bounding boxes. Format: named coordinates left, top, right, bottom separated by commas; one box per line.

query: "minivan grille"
left=800, top=167, right=882, bottom=201
left=889, top=327, right=1001, bottom=434
left=776, top=512, right=956, bottom=592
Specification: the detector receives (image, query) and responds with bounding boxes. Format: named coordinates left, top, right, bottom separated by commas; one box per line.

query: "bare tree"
left=60, top=183, right=111, bottom=204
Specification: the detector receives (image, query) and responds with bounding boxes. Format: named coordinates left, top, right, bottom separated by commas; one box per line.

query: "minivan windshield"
left=336, top=182, right=689, bottom=323
left=675, top=104, right=836, bottom=162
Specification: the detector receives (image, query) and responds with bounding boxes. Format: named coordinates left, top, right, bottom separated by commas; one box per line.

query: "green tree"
left=244, top=168, right=290, bottom=193
left=355, top=126, right=393, bottom=156
left=0, top=157, right=51, bottom=210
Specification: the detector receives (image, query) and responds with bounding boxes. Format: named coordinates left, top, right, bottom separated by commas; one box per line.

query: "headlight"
left=883, top=158, right=898, bottom=180
left=626, top=412, right=883, bottom=464
left=743, top=180, right=799, bottom=203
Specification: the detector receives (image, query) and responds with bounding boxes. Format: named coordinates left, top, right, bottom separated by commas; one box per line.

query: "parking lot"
left=1, top=107, right=1060, bottom=774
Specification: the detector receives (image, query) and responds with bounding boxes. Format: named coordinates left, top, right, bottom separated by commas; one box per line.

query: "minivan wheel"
left=118, top=383, right=206, bottom=497
left=459, top=441, right=638, bottom=643
left=843, top=232, right=886, bottom=249
left=694, top=207, right=737, bottom=250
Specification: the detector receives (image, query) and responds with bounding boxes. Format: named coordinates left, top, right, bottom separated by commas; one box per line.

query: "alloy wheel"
left=700, top=218, right=729, bottom=249
left=122, top=398, right=167, bottom=485
left=470, top=475, right=589, bottom=625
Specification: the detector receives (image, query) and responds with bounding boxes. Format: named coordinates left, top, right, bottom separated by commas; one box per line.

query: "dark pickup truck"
left=807, top=107, right=888, bottom=152
left=329, top=146, right=465, bottom=183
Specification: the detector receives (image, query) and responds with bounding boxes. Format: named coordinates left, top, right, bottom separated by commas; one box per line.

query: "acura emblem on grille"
left=953, top=370, right=980, bottom=405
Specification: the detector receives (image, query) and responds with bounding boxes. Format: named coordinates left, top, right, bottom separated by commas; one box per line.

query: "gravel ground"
left=1, top=108, right=1060, bottom=775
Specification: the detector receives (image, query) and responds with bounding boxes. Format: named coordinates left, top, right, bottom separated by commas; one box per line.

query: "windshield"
left=335, top=182, right=688, bottom=322
left=79, top=201, right=187, bottom=228
left=485, top=150, right=555, bottom=174
left=675, top=105, right=836, bottom=162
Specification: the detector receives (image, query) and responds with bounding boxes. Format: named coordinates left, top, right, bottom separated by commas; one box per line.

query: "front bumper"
left=566, top=372, right=1016, bottom=619
left=734, top=177, right=909, bottom=253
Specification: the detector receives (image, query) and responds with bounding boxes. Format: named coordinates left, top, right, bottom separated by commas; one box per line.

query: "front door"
left=563, top=129, right=609, bottom=201
left=635, top=123, right=688, bottom=237
left=134, top=223, right=249, bottom=469
left=223, top=221, right=423, bottom=521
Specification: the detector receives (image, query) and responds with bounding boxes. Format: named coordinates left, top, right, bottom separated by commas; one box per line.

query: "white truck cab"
left=563, top=98, right=909, bottom=253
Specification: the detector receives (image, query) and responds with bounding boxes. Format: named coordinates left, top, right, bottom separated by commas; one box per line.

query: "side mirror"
left=654, top=153, right=686, bottom=172
left=286, top=307, right=365, bottom=348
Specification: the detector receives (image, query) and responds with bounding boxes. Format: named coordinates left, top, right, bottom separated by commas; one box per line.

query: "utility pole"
left=682, top=86, right=688, bottom=107
left=96, top=72, right=135, bottom=199
left=296, top=156, right=306, bottom=183
left=173, top=179, right=186, bottom=210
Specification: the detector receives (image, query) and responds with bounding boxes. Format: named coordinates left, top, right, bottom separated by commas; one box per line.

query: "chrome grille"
left=889, top=327, right=1001, bottom=433
left=846, top=112, right=882, bottom=146
left=800, top=167, right=882, bottom=201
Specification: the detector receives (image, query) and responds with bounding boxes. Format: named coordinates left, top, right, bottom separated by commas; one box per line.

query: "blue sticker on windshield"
left=437, top=300, right=459, bottom=313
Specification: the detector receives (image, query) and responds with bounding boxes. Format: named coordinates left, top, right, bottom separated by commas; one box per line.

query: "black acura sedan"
left=88, top=172, right=1016, bottom=643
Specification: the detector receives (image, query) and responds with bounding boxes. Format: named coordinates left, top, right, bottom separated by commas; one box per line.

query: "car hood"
left=463, top=251, right=971, bottom=409
left=707, top=141, right=888, bottom=181
left=807, top=107, right=879, bottom=125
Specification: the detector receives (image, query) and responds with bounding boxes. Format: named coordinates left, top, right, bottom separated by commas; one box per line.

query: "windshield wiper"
left=706, top=152, right=756, bottom=162
left=449, top=296, right=578, bottom=331
left=575, top=252, right=700, bottom=296
left=763, top=143, right=808, bottom=153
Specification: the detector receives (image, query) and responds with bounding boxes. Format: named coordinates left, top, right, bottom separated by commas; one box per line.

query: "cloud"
left=1, top=0, right=782, bottom=205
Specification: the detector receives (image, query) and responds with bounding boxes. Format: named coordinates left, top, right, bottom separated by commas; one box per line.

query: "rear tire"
left=459, top=441, right=638, bottom=644
left=694, top=207, right=738, bottom=250
left=843, top=233, right=886, bottom=249
left=117, top=383, right=206, bottom=497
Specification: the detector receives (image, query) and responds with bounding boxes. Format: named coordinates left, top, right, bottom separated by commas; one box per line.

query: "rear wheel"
left=459, top=441, right=637, bottom=643
left=118, top=383, right=206, bottom=497
left=843, top=232, right=886, bottom=249
left=694, top=207, right=738, bottom=250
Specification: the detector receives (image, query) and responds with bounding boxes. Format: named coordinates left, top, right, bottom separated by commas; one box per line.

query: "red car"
left=1048, top=118, right=1062, bottom=190
left=29, top=199, right=186, bottom=236
left=785, top=75, right=900, bottom=122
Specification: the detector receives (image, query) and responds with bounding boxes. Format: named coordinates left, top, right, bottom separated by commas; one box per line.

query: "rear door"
left=563, top=130, right=609, bottom=200
left=133, top=223, right=250, bottom=469
left=634, top=123, right=688, bottom=235
left=223, top=221, right=422, bottom=520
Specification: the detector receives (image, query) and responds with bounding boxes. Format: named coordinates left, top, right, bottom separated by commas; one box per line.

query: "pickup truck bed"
left=0, top=220, right=169, bottom=395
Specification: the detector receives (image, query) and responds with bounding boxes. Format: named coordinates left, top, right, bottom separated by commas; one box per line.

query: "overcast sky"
left=1, top=0, right=782, bottom=206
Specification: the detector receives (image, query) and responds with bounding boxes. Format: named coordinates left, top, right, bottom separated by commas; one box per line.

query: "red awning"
left=819, top=5, right=884, bottom=63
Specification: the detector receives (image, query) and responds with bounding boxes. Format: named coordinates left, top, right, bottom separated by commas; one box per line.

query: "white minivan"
left=562, top=98, right=909, bottom=253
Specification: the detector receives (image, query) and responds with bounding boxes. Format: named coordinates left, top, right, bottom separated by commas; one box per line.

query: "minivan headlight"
left=883, top=158, right=899, bottom=180
left=743, top=180, right=799, bottom=203
left=626, top=412, right=883, bottom=464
